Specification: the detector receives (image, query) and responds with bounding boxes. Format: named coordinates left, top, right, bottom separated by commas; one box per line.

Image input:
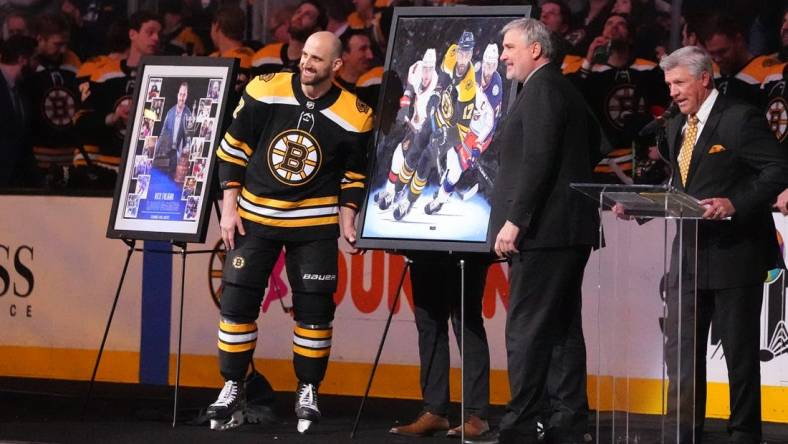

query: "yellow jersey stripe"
left=220, top=321, right=257, bottom=333
left=241, top=188, right=338, bottom=208
left=239, top=208, right=338, bottom=227
left=293, top=345, right=331, bottom=358
left=224, top=132, right=254, bottom=156
left=294, top=326, right=332, bottom=339
left=218, top=341, right=256, bottom=353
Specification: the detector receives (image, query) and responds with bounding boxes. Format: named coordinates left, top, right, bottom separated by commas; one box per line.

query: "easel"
left=83, top=200, right=223, bottom=427
left=350, top=256, right=472, bottom=442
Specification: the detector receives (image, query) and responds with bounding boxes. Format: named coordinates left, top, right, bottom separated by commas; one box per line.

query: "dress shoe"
left=389, top=411, right=450, bottom=437
left=447, top=414, right=490, bottom=438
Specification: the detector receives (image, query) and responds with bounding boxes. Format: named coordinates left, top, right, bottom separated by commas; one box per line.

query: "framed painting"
left=107, top=56, right=238, bottom=243
left=355, top=6, right=531, bottom=253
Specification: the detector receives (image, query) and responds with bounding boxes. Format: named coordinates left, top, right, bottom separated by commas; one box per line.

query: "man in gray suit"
left=485, top=18, right=600, bottom=444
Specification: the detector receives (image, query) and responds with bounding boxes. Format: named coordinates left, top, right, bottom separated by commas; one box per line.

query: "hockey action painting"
left=356, top=7, right=529, bottom=252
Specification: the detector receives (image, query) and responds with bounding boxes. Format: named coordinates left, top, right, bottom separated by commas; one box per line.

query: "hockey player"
left=424, top=42, right=502, bottom=215
left=374, top=47, right=438, bottom=210
left=251, top=0, right=328, bottom=76
left=28, top=14, right=82, bottom=184
left=207, top=31, right=372, bottom=433
left=72, top=11, right=161, bottom=189
left=391, top=31, right=478, bottom=220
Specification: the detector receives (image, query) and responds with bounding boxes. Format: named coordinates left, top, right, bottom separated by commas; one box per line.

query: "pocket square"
left=708, top=144, right=726, bottom=154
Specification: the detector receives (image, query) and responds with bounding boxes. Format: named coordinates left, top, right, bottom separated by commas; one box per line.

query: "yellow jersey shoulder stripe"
left=93, top=59, right=125, bottom=83
left=561, top=55, right=584, bottom=75
left=322, top=89, right=374, bottom=133
left=252, top=42, right=285, bottom=67
left=246, top=72, right=299, bottom=105
left=631, top=58, right=657, bottom=71
left=357, top=66, right=383, bottom=87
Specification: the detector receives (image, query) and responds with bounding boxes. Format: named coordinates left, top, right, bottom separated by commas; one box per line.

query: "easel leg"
left=172, top=243, right=187, bottom=427
left=459, top=259, right=465, bottom=443
left=82, top=239, right=136, bottom=419
left=350, top=258, right=412, bottom=439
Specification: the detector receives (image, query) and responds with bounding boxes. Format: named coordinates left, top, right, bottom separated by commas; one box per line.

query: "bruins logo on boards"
left=267, top=129, right=322, bottom=186
left=43, top=87, right=77, bottom=128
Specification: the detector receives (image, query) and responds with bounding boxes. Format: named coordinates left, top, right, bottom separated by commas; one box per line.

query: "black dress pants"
left=499, top=246, right=591, bottom=444
left=664, top=285, right=763, bottom=444
left=409, top=253, right=492, bottom=418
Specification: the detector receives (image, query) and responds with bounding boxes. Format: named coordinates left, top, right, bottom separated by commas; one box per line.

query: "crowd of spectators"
left=0, top=0, right=786, bottom=198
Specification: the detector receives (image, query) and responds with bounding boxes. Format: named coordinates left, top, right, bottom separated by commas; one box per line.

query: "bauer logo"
left=302, top=274, right=336, bottom=281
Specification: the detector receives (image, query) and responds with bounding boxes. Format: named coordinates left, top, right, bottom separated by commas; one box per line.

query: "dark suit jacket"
left=488, top=63, right=600, bottom=250
left=666, top=93, right=788, bottom=289
left=0, top=74, right=38, bottom=187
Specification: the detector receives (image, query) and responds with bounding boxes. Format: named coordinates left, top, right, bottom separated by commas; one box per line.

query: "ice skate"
left=393, top=198, right=413, bottom=220
left=376, top=190, right=394, bottom=210
left=424, top=198, right=443, bottom=215
left=207, top=380, right=245, bottom=431
left=294, top=381, right=320, bottom=434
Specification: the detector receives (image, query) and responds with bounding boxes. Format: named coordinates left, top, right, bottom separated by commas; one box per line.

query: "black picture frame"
left=355, top=6, right=531, bottom=253
left=107, top=56, right=238, bottom=243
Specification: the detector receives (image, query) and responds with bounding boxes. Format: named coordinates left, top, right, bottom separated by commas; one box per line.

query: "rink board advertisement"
left=356, top=7, right=529, bottom=252
left=107, top=56, right=237, bottom=243
left=1, top=195, right=787, bottom=421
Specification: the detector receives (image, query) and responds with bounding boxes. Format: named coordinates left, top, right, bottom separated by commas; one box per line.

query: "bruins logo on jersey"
left=267, top=129, right=322, bottom=185
left=260, top=73, right=276, bottom=82
left=356, top=97, right=369, bottom=114
left=766, top=97, right=788, bottom=142
left=605, top=84, right=644, bottom=129
left=440, top=89, right=454, bottom=121
left=43, top=87, right=77, bottom=129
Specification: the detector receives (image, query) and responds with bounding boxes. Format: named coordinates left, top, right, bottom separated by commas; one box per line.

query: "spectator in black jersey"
left=71, top=11, right=161, bottom=190
left=0, top=35, right=39, bottom=188
left=698, top=14, right=770, bottom=108
left=335, top=29, right=374, bottom=92
left=251, top=0, right=328, bottom=76
left=160, top=0, right=206, bottom=56
left=573, top=13, right=669, bottom=184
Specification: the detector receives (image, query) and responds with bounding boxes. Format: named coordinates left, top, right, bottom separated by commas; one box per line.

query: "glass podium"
left=571, top=184, right=707, bottom=444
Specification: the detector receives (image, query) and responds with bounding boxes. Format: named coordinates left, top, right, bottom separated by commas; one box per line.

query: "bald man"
left=207, top=30, right=374, bottom=434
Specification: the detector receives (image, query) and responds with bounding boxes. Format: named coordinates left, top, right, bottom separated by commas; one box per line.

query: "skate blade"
left=297, top=419, right=313, bottom=434
left=209, top=411, right=244, bottom=431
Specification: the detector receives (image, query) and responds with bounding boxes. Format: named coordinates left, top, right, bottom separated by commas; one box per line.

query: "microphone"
left=638, top=103, right=678, bottom=137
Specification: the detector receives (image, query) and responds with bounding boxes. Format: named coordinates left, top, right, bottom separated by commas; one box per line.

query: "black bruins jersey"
left=434, top=43, right=477, bottom=143
left=762, top=61, right=788, bottom=146
left=28, top=50, right=81, bottom=170
left=251, top=42, right=299, bottom=77
left=217, top=72, right=373, bottom=241
left=73, top=58, right=137, bottom=171
left=569, top=58, right=669, bottom=180
left=714, top=55, right=773, bottom=109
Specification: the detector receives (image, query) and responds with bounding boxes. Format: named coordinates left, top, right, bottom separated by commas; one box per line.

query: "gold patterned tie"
left=677, top=114, right=699, bottom=186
